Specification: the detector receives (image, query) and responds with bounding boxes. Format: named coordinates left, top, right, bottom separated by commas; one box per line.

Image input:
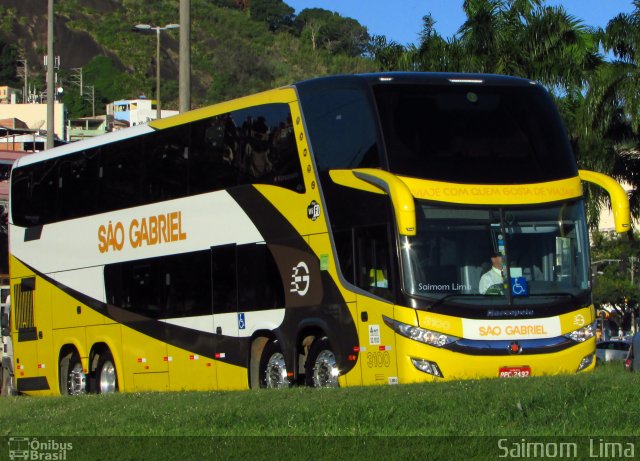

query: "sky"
left=284, top=1, right=637, bottom=46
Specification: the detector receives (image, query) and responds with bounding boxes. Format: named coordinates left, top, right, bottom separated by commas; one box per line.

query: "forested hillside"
left=0, top=0, right=374, bottom=114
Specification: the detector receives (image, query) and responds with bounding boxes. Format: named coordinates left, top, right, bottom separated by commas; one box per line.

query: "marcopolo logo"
left=8, top=437, right=73, bottom=460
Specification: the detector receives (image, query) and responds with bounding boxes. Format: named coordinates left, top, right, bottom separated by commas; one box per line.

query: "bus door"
left=211, top=244, right=242, bottom=390
left=163, top=249, right=217, bottom=391
left=353, top=225, right=398, bottom=385
left=121, top=262, right=169, bottom=392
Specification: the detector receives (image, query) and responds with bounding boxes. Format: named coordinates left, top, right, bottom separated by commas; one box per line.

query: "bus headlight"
left=564, top=321, right=596, bottom=343
left=383, top=316, right=459, bottom=347
left=411, top=358, right=444, bottom=377
left=577, top=354, right=594, bottom=372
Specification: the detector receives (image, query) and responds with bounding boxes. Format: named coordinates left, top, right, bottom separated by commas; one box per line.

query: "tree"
left=0, top=39, right=20, bottom=86
left=366, top=35, right=405, bottom=71
left=451, top=0, right=601, bottom=91
left=591, top=231, right=640, bottom=306
left=572, top=1, right=640, bottom=224
left=295, top=8, right=369, bottom=57
left=249, top=0, right=295, bottom=32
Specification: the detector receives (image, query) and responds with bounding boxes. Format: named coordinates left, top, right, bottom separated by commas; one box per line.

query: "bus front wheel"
left=259, top=340, right=289, bottom=389
left=305, top=337, right=339, bottom=388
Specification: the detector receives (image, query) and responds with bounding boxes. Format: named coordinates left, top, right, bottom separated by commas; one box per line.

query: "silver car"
left=596, top=340, right=632, bottom=363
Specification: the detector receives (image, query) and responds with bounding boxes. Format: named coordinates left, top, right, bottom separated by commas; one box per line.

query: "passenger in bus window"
left=247, top=117, right=272, bottom=178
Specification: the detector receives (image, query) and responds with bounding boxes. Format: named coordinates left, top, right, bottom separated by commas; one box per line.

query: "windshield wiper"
left=429, top=294, right=478, bottom=309
left=526, top=292, right=579, bottom=303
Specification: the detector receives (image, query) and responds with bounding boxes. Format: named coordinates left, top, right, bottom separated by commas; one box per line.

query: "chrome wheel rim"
left=68, top=362, right=86, bottom=395
left=313, top=350, right=339, bottom=388
left=99, top=360, right=117, bottom=394
left=265, top=352, right=288, bottom=388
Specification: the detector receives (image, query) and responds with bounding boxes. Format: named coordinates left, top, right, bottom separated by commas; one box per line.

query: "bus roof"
left=294, top=72, right=539, bottom=92
left=11, top=72, right=540, bottom=171
left=12, top=124, right=154, bottom=169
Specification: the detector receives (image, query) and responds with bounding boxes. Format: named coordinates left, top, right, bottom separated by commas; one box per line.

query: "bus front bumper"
left=395, top=335, right=596, bottom=383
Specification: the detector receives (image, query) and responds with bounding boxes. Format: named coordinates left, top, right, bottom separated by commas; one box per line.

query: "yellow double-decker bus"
left=7, top=73, right=630, bottom=395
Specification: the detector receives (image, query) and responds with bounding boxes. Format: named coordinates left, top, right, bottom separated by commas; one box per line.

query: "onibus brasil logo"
left=8, top=437, right=73, bottom=460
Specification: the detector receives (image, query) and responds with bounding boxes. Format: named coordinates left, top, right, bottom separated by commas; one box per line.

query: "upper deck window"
left=300, top=86, right=382, bottom=172
left=374, top=84, right=577, bottom=184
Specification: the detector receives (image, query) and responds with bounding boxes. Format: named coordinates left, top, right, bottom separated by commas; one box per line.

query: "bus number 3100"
left=367, top=351, right=391, bottom=368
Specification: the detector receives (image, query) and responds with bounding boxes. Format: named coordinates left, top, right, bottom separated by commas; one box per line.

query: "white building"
left=107, top=98, right=178, bottom=126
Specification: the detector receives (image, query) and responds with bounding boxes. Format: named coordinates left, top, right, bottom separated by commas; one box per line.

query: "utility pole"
left=46, top=0, right=55, bottom=149
left=84, top=85, right=95, bottom=117
left=70, top=67, right=83, bottom=96
left=179, top=0, right=191, bottom=113
left=156, top=27, right=161, bottom=120
left=17, top=60, right=28, bottom=103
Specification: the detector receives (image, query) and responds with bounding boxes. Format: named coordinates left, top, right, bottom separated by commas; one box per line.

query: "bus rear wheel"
left=259, top=340, right=289, bottom=389
left=59, top=352, right=87, bottom=395
left=96, top=350, right=118, bottom=394
left=305, top=337, right=339, bottom=388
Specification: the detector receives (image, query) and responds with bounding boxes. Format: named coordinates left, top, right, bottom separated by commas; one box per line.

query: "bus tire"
left=59, top=352, right=87, bottom=396
left=96, top=350, right=118, bottom=394
left=305, top=336, right=339, bottom=388
left=259, top=340, right=289, bottom=389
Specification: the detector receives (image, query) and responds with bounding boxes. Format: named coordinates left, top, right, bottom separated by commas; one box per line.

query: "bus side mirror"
left=579, top=170, right=631, bottom=233
left=330, top=168, right=416, bottom=236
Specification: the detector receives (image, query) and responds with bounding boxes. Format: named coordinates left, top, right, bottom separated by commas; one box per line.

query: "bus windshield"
left=401, top=200, right=590, bottom=307
left=374, top=83, right=577, bottom=184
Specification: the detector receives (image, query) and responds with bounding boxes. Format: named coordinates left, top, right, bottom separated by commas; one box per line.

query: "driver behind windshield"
left=479, top=252, right=504, bottom=294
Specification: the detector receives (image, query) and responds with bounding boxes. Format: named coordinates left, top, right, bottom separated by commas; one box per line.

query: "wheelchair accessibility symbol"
left=511, top=277, right=529, bottom=297
left=238, top=313, right=246, bottom=330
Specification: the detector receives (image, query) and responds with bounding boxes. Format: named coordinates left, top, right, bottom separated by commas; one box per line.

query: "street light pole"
left=46, top=0, right=55, bottom=149
left=179, top=0, right=191, bottom=113
left=133, top=23, right=179, bottom=120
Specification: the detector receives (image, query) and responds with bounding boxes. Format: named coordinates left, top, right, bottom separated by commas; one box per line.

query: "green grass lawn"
left=0, top=363, right=637, bottom=460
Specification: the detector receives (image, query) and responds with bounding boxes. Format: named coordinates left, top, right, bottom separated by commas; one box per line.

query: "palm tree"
left=453, top=0, right=600, bottom=92
left=570, top=2, right=640, bottom=227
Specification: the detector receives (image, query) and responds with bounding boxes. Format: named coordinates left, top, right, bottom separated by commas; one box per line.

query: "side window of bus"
left=237, top=243, right=284, bottom=311
left=10, top=168, right=32, bottom=227
left=105, top=262, right=162, bottom=317
left=104, top=251, right=212, bottom=319
left=144, top=125, right=189, bottom=202
left=212, top=245, right=238, bottom=315
left=190, top=115, right=238, bottom=194
left=233, top=105, right=303, bottom=192
left=99, top=138, right=142, bottom=212
left=58, top=151, right=100, bottom=220
left=162, top=251, right=211, bottom=318
left=334, top=229, right=356, bottom=285
left=189, top=104, right=304, bottom=194
left=302, top=87, right=381, bottom=172
left=29, top=159, right=59, bottom=225
left=355, top=225, right=393, bottom=301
